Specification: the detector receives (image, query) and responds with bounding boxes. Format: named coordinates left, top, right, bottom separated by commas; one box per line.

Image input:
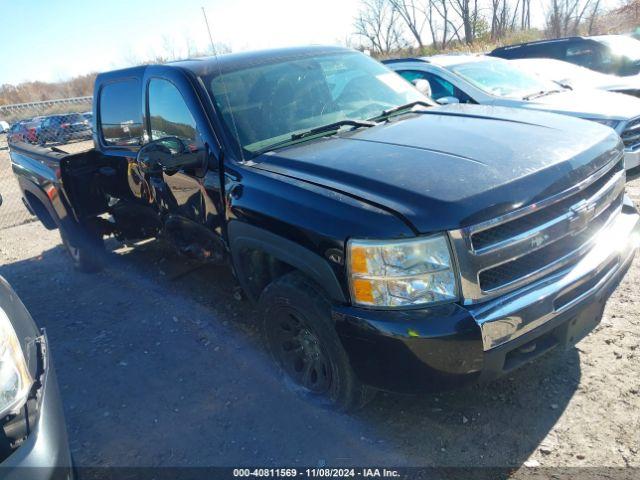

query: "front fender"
left=225, top=165, right=416, bottom=304
left=228, top=221, right=346, bottom=303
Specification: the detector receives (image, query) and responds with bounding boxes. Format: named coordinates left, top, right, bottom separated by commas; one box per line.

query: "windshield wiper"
left=253, top=120, right=376, bottom=155
left=523, top=89, right=565, bottom=101
left=369, top=101, right=433, bottom=122
left=290, top=119, right=376, bottom=140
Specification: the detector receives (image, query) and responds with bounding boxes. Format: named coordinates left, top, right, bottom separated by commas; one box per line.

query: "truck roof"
left=96, top=45, right=353, bottom=81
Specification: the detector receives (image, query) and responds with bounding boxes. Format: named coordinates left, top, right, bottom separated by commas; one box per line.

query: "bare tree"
left=587, top=0, right=602, bottom=34
left=430, top=0, right=463, bottom=48
left=521, top=0, right=531, bottom=29
left=546, top=0, right=597, bottom=37
left=490, top=0, right=512, bottom=40
left=355, top=0, right=407, bottom=54
left=450, top=0, right=475, bottom=44
left=389, top=0, right=427, bottom=50
left=596, top=0, right=639, bottom=34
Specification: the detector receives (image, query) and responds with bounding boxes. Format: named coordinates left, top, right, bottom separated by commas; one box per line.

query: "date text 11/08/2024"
left=233, top=468, right=401, bottom=478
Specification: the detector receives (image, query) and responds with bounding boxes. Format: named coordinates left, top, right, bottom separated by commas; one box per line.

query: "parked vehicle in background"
left=510, top=58, right=640, bottom=99
left=7, top=119, right=41, bottom=145
left=490, top=35, right=640, bottom=77
left=37, top=113, right=92, bottom=145
left=385, top=55, right=640, bottom=170
left=7, top=124, right=24, bottom=143
left=8, top=46, right=640, bottom=410
left=81, top=111, right=93, bottom=129
left=0, top=194, right=73, bottom=479
left=0, top=121, right=9, bottom=134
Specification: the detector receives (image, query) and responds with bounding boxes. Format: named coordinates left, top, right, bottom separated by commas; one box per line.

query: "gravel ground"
left=0, top=148, right=639, bottom=472
left=0, top=134, right=35, bottom=229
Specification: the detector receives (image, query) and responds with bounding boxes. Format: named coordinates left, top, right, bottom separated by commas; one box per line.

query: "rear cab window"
left=99, top=79, right=144, bottom=147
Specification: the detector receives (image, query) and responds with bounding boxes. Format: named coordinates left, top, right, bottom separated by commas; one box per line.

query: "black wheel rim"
left=269, top=308, right=332, bottom=394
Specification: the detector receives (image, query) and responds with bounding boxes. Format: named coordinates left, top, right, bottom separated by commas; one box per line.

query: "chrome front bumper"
left=470, top=196, right=639, bottom=351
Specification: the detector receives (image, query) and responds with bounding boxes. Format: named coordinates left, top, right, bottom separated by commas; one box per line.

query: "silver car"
left=385, top=55, right=640, bottom=170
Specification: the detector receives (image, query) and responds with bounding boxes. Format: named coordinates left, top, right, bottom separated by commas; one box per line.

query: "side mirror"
left=412, top=79, right=432, bottom=98
left=137, top=137, right=203, bottom=174
left=437, top=96, right=460, bottom=105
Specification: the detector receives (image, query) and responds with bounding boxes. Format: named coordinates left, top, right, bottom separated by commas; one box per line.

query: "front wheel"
left=60, top=227, right=105, bottom=273
left=259, top=272, right=374, bottom=411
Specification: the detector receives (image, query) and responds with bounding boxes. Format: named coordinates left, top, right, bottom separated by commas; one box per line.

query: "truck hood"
left=501, top=89, right=640, bottom=121
left=252, top=104, right=622, bottom=233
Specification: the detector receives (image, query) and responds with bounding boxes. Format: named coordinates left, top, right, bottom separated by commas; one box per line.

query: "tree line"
left=353, top=0, right=640, bottom=54
left=1, top=3, right=638, bottom=110
left=0, top=74, right=96, bottom=107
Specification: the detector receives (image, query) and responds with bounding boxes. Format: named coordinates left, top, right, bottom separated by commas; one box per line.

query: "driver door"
left=147, top=77, right=205, bottom=224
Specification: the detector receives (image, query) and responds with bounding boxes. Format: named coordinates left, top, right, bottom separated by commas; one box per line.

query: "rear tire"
left=60, top=227, right=105, bottom=273
left=259, top=271, right=374, bottom=411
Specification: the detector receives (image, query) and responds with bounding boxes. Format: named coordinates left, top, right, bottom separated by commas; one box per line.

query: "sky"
left=0, top=0, right=361, bottom=85
left=0, top=0, right=622, bottom=86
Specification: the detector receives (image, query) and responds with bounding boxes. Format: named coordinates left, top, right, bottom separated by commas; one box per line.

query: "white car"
left=510, top=57, right=640, bottom=99
left=0, top=121, right=9, bottom=134
left=385, top=55, right=640, bottom=170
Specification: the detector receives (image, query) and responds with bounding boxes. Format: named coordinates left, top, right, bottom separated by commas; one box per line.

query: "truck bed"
left=8, top=141, right=118, bottom=228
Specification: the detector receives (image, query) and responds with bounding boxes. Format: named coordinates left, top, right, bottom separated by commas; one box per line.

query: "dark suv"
left=490, top=35, right=640, bottom=76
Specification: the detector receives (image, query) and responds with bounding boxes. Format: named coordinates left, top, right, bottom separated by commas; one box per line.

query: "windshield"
left=206, top=51, right=425, bottom=158
left=512, top=59, right=614, bottom=87
left=596, top=36, right=640, bottom=62
left=449, top=59, right=561, bottom=99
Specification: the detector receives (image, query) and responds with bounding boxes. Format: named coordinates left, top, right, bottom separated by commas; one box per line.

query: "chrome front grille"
left=450, top=157, right=626, bottom=303
left=622, top=117, right=640, bottom=151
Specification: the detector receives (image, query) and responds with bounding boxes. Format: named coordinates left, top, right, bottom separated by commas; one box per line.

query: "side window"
left=398, top=70, right=473, bottom=103
left=523, top=44, right=557, bottom=59
left=148, top=79, right=199, bottom=143
left=99, top=79, right=143, bottom=146
left=565, top=43, right=601, bottom=69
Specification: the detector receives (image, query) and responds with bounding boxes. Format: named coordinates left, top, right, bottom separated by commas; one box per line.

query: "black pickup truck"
left=9, top=46, right=640, bottom=410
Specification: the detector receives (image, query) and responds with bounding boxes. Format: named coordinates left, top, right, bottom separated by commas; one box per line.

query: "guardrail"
left=0, top=96, right=93, bottom=117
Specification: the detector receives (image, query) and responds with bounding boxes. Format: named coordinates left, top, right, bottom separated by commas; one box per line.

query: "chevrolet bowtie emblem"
left=568, top=200, right=597, bottom=233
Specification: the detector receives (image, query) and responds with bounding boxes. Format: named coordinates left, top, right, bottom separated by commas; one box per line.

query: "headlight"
left=0, top=306, right=33, bottom=417
left=585, top=118, right=621, bottom=130
left=347, top=235, right=458, bottom=308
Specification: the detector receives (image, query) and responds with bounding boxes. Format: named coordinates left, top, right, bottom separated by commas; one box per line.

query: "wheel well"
left=238, top=248, right=297, bottom=301
left=24, top=191, right=57, bottom=230
left=228, top=221, right=348, bottom=304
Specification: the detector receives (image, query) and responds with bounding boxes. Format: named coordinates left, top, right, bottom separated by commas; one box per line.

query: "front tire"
left=259, top=272, right=374, bottom=411
left=60, top=227, right=105, bottom=273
